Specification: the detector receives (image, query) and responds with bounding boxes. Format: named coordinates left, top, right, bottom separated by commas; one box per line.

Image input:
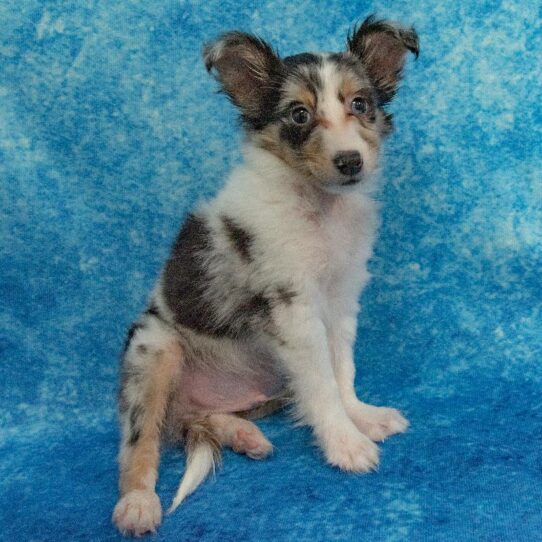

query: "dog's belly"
left=167, top=359, right=286, bottom=422
left=181, top=366, right=283, bottom=412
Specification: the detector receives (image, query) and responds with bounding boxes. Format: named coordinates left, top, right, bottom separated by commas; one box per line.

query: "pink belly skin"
left=173, top=365, right=285, bottom=416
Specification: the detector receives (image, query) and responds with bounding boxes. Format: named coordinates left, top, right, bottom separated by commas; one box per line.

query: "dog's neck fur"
left=206, top=140, right=379, bottom=296
left=240, top=142, right=377, bottom=221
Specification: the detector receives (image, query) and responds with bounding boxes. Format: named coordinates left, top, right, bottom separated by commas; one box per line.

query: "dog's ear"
left=203, top=32, right=284, bottom=127
left=348, top=16, right=419, bottom=105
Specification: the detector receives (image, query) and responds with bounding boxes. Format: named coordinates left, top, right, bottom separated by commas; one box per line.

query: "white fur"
left=168, top=440, right=216, bottom=513
left=185, top=143, right=394, bottom=470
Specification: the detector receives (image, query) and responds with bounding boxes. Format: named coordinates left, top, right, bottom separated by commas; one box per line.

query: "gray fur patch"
left=221, top=215, right=253, bottom=262
left=275, top=286, right=297, bottom=305
left=283, top=52, right=322, bottom=69
left=163, top=213, right=274, bottom=339
left=163, top=213, right=217, bottom=334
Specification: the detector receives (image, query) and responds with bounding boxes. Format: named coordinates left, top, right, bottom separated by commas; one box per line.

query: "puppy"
left=113, top=16, right=419, bottom=536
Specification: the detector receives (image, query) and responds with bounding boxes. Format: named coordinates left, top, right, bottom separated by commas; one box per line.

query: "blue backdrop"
left=1, top=1, right=541, bottom=540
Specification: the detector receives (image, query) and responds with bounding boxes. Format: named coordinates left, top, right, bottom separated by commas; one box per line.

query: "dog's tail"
left=168, top=419, right=221, bottom=514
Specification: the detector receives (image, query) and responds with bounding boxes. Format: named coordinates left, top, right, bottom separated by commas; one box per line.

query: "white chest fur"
left=212, top=146, right=379, bottom=303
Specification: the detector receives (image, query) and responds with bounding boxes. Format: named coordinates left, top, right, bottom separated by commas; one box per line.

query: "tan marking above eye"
left=283, top=86, right=316, bottom=111
left=293, top=88, right=317, bottom=110
left=339, top=78, right=363, bottom=101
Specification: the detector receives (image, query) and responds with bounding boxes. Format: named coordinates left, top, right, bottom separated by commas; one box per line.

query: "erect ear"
left=348, top=16, right=419, bottom=105
left=203, top=32, right=284, bottom=128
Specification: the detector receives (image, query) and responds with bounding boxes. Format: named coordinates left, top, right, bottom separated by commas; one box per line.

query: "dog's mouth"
left=319, top=176, right=364, bottom=195
left=309, top=165, right=366, bottom=194
left=341, top=178, right=361, bottom=186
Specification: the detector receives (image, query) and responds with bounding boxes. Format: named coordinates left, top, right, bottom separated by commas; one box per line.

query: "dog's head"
left=204, top=16, right=418, bottom=193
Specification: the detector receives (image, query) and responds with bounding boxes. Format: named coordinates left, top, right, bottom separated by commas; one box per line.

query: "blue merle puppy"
left=113, top=16, right=419, bottom=536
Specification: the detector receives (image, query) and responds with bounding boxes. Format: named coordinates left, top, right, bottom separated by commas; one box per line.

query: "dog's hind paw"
left=232, top=425, right=273, bottom=460
left=113, top=489, right=162, bottom=537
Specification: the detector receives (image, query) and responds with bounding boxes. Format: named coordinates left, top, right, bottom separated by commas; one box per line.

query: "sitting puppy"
left=113, top=16, right=419, bottom=536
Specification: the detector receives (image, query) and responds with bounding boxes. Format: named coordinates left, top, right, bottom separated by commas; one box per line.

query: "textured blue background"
left=1, top=1, right=541, bottom=540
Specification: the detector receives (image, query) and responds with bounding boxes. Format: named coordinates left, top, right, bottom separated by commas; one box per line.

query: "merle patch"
left=163, top=214, right=273, bottom=338
left=222, top=215, right=253, bottom=262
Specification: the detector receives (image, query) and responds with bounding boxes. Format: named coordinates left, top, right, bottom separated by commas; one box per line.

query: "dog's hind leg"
left=112, top=314, right=181, bottom=537
left=208, top=413, right=273, bottom=460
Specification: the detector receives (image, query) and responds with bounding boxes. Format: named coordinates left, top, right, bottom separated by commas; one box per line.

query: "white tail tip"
left=167, top=442, right=217, bottom=514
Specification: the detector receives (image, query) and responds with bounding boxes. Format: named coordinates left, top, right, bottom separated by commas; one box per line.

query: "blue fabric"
left=1, top=1, right=541, bottom=540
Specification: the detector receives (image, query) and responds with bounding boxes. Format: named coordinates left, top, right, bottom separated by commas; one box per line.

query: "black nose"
left=333, top=151, right=363, bottom=176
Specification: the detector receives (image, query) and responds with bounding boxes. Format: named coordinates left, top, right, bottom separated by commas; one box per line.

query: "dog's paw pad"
left=112, top=489, right=162, bottom=537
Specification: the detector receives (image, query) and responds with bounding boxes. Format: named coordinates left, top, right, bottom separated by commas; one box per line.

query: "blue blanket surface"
left=1, top=1, right=541, bottom=540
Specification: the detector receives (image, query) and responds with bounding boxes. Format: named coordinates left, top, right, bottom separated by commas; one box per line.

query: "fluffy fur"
left=113, top=15, right=418, bottom=537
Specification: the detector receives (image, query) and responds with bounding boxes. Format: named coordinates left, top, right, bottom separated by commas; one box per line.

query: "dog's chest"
left=308, top=197, right=372, bottom=280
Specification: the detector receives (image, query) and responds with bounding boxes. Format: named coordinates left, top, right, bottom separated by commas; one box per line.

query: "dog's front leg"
left=272, top=300, right=379, bottom=472
left=330, top=315, right=409, bottom=442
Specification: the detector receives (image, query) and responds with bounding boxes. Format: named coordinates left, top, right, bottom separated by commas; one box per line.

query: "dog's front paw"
left=112, top=489, right=162, bottom=537
left=321, top=423, right=379, bottom=472
left=348, top=402, right=409, bottom=442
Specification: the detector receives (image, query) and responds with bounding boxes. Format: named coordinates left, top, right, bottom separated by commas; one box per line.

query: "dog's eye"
left=351, top=97, right=367, bottom=115
left=290, top=106, right=311, bottom=125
